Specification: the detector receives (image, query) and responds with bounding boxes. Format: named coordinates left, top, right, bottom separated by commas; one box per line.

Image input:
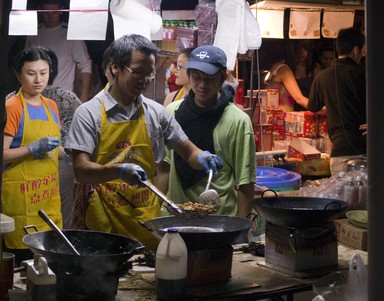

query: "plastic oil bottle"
left=27, top=254, right=56, bottom=301
left=155, top=228, right=188, bottom=301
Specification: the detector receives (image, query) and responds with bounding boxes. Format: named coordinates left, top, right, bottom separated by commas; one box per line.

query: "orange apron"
left=85, top=101, right=160, bottom=250
left=2, top=92, right=62, bottom=249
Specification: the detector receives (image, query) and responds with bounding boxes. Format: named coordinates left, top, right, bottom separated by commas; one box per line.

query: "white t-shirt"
left=25, top=23, right=92, bottom=92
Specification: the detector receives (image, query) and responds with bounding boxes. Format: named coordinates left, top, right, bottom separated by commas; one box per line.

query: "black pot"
left=140, top=215, right=251, bottom=250
left=23, top=229, right=144, bottom=301
left=253, top=190, right=348, bottom=228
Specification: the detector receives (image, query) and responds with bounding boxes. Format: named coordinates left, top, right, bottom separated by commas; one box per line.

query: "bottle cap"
left=167, top=228, right=178, bottom=233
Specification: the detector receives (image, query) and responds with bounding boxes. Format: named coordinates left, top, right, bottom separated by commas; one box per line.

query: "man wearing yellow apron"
left=66, top=34, right=223, bottom=250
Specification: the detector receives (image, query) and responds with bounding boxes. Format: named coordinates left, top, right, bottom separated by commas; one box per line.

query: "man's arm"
left=236, top=183, right=255, bottom=218
left=307, top=78, right=325, bottom=113
left=173, top=139, right=203, bottom=170
left=72, top=150, right=122, bottom=184
left=79, top=72, right=92, bottom=102
left=153, top=161, right=170, bottom=201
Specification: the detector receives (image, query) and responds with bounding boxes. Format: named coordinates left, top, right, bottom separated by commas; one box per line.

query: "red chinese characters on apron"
left=2, top=93, right=62, bottom=249
left=85, top=102, right=160, bottom=250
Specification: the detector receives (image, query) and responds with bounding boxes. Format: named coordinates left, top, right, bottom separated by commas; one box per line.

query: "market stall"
left=1, top=1, right=382, bottom=300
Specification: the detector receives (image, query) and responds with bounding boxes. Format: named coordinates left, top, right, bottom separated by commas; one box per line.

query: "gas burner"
left=235, top=242, right=265, bottom=257
left=132, top=250, right=156, bottom=267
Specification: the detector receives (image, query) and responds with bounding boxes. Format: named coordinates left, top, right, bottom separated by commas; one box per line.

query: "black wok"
left=252, top=191, right=348, bottom=228
left=141, top=215, right=251, bottom=250
left=23, top=229, right=144, bottom=300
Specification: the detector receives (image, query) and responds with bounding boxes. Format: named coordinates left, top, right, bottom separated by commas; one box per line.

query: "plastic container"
left=27, top=255, right=56, bottom=301
left=155, top=228, right=188, bottom=301
left=8, top=289, right=27, bottom=301
left=256, top=166, right=302, bottom=191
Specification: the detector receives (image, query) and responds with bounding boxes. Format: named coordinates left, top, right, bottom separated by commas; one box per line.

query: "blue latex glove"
left=120, top=163, right=148, bottom=186
left=197, top=151, right=224, bottom=176
left=27, top=136, right=61, bottom=159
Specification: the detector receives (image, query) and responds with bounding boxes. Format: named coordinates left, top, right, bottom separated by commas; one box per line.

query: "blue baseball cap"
left=185, top=45, right=227, bottom=75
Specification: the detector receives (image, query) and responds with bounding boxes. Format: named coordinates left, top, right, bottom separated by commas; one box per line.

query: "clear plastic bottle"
left=169, top=21, right=177, bottom=40
left=343, top=176, right=355, bottom=204
left=163, top=20, right=170, bottom=40
left=354, top=176, right=367, bottom=209
left=329, top=171, right=347, bottom=200
left=156, top=228, right=188, bottom=301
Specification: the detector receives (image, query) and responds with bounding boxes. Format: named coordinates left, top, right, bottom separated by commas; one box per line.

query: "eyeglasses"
left=124, top=66, right=156, bottom=81
left=175, top=65, right=185, bottom=71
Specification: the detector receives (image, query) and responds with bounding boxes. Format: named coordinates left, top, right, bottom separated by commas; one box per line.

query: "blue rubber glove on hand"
left=120, top=163, right=148, bottom=186
left=197, top=151, right=224, bottom=176
left=27, top=136, right=61, bottom=159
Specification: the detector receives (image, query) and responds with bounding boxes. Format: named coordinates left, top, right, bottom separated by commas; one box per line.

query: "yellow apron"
left=2, top=92, right=62, bottom=249
left=85, top=101, right=160, bottom=250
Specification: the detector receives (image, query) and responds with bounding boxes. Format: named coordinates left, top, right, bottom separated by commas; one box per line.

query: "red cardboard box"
left=267, top=109, right=285, bottom=131
left=254, top=124, right=273, bottom=151
left=317, top=114, right=328, bottom=137
left=288, top=138, right=321, bottom=160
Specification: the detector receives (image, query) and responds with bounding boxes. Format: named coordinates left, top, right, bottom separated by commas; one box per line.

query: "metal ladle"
left=198, top=169, right=219, bottom=205
left=38, top=209, right=80, bottom=256
left=142, top=180, right=184, bottom=215
left=142, top=180, right=210, bottom=219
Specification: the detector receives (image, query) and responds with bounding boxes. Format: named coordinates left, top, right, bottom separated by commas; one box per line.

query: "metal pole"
left=249, top=50, right=255, bottom=110
left=0, top=0, right=11, bottom=213
left=366, top=0, right=384, bottom=300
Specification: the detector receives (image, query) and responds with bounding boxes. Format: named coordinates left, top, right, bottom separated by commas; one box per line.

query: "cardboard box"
left=334, top=218, right=368, bottom=251
left=254, top=124, right=273, bottom=151
left=187, top=247, right=233, bottom=286
left=265, top=223, right=338, bottom=272
left=246, top=89, right=279, bottom=110
left=285, top=111, right=317, bottom=138
left=317, top=114, right=328, bottom=136
left=288, top=138, right=321, bottom=160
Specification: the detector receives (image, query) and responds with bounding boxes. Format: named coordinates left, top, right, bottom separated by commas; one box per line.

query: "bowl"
left=346, top=210, right=368, bottom=229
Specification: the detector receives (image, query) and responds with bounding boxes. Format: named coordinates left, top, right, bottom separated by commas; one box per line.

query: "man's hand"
left=27, top=136, right=61, bottom=159
left=120, top=163, right=147, bottom=186
left=197, top=151, right=224, bottom=176
left=359, top=123, right=367, bottom=136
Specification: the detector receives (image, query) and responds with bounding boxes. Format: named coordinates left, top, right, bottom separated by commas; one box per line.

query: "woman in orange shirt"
left=2, top=46, right=63, bottom=264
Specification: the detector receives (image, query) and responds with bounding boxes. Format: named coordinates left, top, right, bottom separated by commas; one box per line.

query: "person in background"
left=2, top=46, right=63, bottom=264
left=224, top=70, right=239, bottom=92
left=262, top=40, right=308, bottom=112
left=307, top=27, right=366, bottom=175
left=6, top=48, right=82, bottom=229
left=165, top=62, right=180, bottom=95
left=314, top=43, right=336, bottom=76
left=25, top=0, right=92, bottom=102
left=292, top=40, right=316, bottom=111
left=157, top=45, right=256, bottom=218
left=163, top=48, right=195, bottom=107
left=65, top=35, right=223, bottom=250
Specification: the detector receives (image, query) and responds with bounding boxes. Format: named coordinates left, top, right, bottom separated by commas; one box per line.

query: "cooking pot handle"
left=137, top=220, right=152, bottom=232
left=260, top=189, right=278, bottom=200
left=23, top=225, right=39, bottom=235
left=324, top=201, right=341, bottom=211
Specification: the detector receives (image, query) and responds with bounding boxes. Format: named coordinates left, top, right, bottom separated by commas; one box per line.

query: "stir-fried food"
left=178, top=201, right=215, bottom=213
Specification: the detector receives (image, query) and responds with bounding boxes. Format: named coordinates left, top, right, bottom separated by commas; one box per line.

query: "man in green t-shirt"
left=156, top=45, right=256, bottom=217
